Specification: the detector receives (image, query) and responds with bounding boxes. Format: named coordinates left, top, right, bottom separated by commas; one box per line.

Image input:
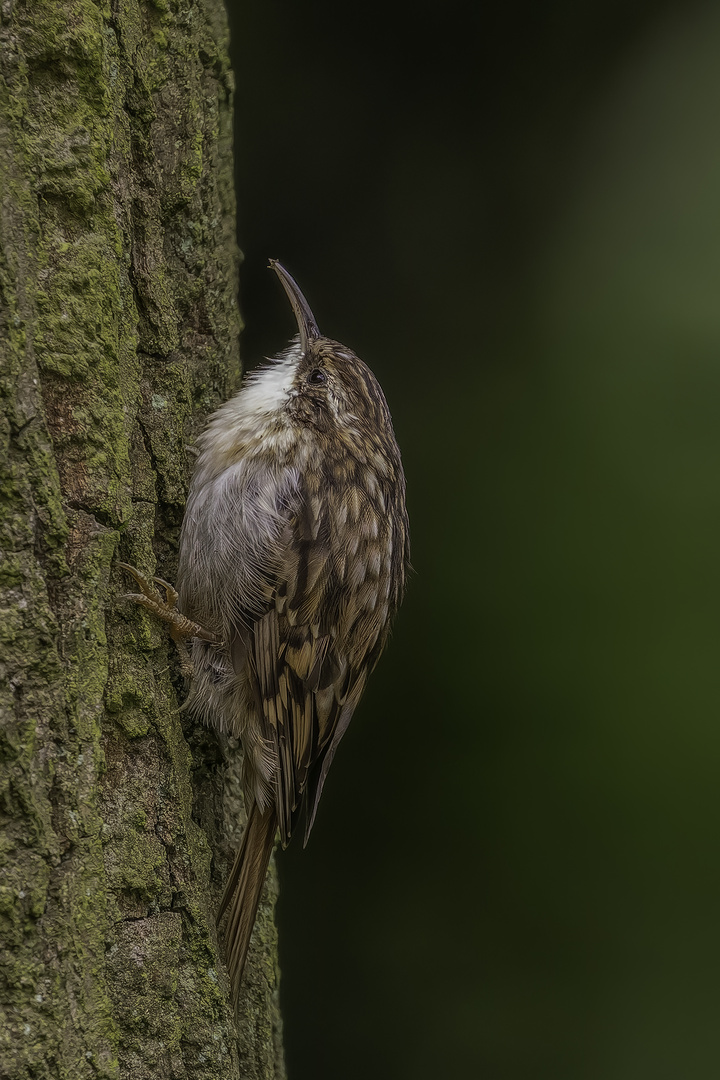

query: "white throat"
left=194, top=342, right=303, bottom=475
left=240, top=342, right=302, bottom=417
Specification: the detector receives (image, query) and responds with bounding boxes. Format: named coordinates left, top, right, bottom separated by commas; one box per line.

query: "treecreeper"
left=121, top=261, right=409, bottom=1010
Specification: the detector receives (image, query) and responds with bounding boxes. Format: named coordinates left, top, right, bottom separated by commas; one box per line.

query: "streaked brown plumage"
left=123, top=262, right=408, bottom=1010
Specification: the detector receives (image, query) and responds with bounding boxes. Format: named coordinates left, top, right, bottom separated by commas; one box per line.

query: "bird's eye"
left=307, top=368, right=327, bottom=386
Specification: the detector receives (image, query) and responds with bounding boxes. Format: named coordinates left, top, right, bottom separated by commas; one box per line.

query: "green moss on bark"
left=0, top=2, right=283, bottom=1078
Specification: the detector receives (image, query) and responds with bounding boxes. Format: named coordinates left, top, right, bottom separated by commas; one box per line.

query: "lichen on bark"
left=0, top=2, right=284, bottom=1077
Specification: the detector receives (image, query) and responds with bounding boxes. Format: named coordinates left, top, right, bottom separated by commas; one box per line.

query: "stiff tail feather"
left=218, top=804, right=277, bottom=1008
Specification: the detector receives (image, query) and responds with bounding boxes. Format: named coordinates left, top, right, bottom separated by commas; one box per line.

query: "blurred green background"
left=224, top=1, right=720, bottom=1076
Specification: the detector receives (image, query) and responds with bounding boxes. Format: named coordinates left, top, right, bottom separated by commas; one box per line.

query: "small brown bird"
left=122, top=261, right=408, bottom=1008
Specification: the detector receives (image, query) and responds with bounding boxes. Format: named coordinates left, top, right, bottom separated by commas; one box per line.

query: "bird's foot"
left=119, top=562, right=221, bottom=676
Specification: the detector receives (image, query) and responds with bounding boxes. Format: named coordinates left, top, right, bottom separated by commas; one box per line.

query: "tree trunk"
left=0, top=2, right=285, bottom=1077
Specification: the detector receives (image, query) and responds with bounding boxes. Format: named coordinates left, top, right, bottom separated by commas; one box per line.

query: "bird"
left=121, top=260, right=409, bottom=1009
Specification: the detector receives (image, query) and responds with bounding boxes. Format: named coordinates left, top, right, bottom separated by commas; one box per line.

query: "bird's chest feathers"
left=210, top=456, right=301, bottom=552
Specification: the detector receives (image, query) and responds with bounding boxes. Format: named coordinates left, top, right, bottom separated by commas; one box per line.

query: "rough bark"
left=0, top=2, right=285, bottom=1077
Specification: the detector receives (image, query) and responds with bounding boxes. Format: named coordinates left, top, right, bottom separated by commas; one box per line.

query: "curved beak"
left=269, top=259, right=320, bottom=355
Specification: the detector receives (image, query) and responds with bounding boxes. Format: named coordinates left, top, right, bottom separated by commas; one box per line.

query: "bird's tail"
left=218, top=804, right=277, bottom=1009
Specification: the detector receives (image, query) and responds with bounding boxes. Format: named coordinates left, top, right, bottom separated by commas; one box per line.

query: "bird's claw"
left=119, top=563, right=178, bottom=610
left=119, top=562, right=221, bottom=648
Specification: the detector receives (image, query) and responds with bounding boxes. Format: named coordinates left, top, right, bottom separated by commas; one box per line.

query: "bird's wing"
left=231, top=484, right=390, bottom=845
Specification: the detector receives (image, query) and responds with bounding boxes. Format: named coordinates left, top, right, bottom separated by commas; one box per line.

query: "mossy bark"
left=0, top=2, right=285, bottom=1077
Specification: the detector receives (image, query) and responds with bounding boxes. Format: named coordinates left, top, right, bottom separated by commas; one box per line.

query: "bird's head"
left=240, top=261, right=397, bottom=456
left=199, top=262, right=401, bottom=476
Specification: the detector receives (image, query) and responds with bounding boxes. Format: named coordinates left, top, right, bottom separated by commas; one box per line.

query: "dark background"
left=224, top=1, right=720, bottom=1076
